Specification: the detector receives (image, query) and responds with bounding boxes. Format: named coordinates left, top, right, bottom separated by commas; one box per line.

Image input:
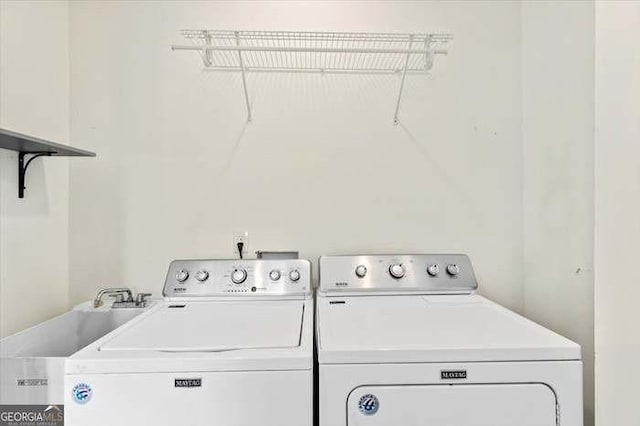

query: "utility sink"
left=0, top=302, right=151, bottom=405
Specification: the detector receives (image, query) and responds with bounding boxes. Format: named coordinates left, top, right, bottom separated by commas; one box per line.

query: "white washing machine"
left=65, top=259, right=313, bottom=426
left=316, top=254, right=583, bottom=426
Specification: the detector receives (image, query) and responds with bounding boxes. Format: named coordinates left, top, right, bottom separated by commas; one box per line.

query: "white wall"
left=594, top=2, right=640, bottom=425
left=521, top=2, right=595, bottom=424
left=68, top=1, right=524, bottom=309
left=0, top=0, right=71, bottom=337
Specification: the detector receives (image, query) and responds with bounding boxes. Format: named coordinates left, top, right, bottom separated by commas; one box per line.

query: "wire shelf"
left=172, top=30, right=453, bottom=122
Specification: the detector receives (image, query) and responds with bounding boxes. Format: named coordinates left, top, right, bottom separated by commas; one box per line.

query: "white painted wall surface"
left=521, top=2, right=595, bottom=424
left=594, top=2, right=640, bottom=425
left=68, top=1, right=524, bottom=310
left=0, top=0, right=72, bottom=337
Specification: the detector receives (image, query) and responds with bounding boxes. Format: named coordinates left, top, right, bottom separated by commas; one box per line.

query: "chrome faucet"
left=93, top=288, right=133, bottom=308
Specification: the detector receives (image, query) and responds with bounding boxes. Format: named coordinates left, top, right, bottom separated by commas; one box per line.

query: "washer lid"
left=99, top=300, right=304, bottom=352
left=316, top=294, right=581, bottom=364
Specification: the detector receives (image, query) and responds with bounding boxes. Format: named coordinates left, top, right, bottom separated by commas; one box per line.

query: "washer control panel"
left=319, top=254, right=477, bottom=294
left=163, top=259, right=311, bottom=297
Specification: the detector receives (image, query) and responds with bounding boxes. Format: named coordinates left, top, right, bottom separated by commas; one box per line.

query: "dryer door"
left=348, top=383, right=557, bottom=425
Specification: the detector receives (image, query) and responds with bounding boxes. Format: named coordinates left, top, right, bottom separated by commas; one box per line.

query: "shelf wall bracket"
left=18, top=151, right=53, bottom=199
left=235, top=31, right=252, bottom=122
left=424, top=35, right=435, bottom=71
left=202, top=31, right=213, bottom=67
left=393, top=34, right=415, bottom=125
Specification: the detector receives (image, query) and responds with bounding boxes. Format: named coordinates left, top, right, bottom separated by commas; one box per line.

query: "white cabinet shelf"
left=172, top=30, right=452, bottom=123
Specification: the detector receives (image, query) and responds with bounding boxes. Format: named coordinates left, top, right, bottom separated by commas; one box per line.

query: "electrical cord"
left=237, top=241, right=244, bottom=259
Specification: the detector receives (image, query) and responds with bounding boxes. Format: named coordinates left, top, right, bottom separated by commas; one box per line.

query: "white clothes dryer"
left=316, top=254, right=582, bottom=426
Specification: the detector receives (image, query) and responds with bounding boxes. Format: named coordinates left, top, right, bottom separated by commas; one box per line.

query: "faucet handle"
left=109, top=293, right=125, bottom=303
left=135, top=293, right=152, bottom=306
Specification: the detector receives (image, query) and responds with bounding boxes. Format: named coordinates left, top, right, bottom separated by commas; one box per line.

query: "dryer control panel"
left=319, top=254, right=477, bottom=294
left=162, top=259, right=311, bottom=297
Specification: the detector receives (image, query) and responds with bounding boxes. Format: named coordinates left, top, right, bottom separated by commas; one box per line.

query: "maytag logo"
left=335, top=282, right=349, bottom=287
left=174, top=378, right=202, bottom=388
left=441, top=370, right=467, bottom=380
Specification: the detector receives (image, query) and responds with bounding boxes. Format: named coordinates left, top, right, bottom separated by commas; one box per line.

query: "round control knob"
left=288, top=269, right=301, bottom=282
left=355, top=265, right=367, bottom=278
left=175, top=269, right=189, bottom=282
left=389, top=264, right=405, bottom=279
left=427, top=264, right=440, bottom=277
left=446, top=264, right=460, bottom=276
left=269, top=270, right=281, bottom=281
left=231, top=268, right=248, bottom=284
left=195, top=270, right=209, bottom=282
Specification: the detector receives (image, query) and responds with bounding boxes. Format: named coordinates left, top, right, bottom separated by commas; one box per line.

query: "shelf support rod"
left=235, top=31, right=252, bottom=122
left=18, top=151, right=53, bottom=199
left=393, top=34, right=415, bottom=125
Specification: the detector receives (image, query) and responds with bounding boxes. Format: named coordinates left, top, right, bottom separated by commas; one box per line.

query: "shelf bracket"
left=18, top=151, right=53, bottom=199
left=393, top=34, right=415, bottom=125
left=424, top=35, right=435, bottom=71
left=235, top=31, right=252, bottom=122
left=202, top=31, right=213, bottom=67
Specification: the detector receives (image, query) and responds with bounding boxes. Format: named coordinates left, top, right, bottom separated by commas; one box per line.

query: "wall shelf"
left=172, top=30, right=452, bottom=123
left=0, top=128, right=95, bottom=198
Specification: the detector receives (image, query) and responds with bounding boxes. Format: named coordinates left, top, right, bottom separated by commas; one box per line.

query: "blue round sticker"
left=72, top=383, right=92, bottom=404
left=358, top=393, right=379, bottom=415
